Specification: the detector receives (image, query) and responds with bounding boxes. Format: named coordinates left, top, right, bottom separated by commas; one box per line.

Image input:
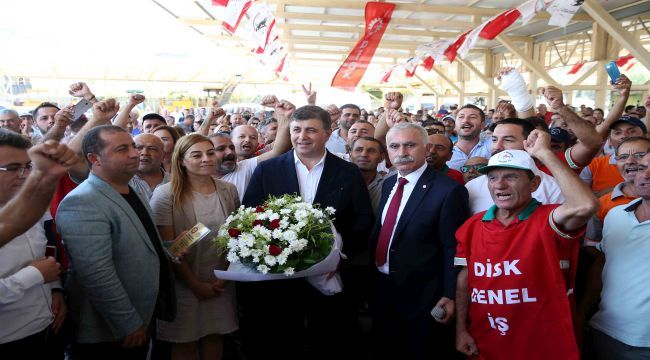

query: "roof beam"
left=581, top=0, right=650, bottom=70
left=430, top=67, right=462, bottom=94
left=414, top=74, right=441, bottom=98
left=455, top=57, right=500, bottom=93
left=496, top=35, right=560, bottom=87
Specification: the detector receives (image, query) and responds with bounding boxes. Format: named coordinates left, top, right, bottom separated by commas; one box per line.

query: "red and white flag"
left=246, top=1, right=278, bottom=54
left=417, top=39, right=453, bottom=63
left=479, top=9, right=521, bottom=40
left=444, top=30, right=470, bottom=63
left=212, top=0, right=253, bottom=33
left=547, top=0, right=584, bottom=27
left=567, top=61, right=585, bottom=74
left=517, top=0, right=544, bottom=25
left=331, top=2, right=395, bottom=90
left=422, top=56, right=434, bottom=71
left=378, top=65, right=396, bottom=83
left=404, top=57, right=420, bottom=77
left=616, top=54, right=634, bottom=67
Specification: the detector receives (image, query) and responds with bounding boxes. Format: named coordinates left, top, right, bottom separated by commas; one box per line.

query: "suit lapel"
left=314, top=152, right=339, bottom=205
left=391, top=166, right=436, bottom=242
left=88, top=174, right=157, bottom=255
left=283, top=151, right=301, bottom=196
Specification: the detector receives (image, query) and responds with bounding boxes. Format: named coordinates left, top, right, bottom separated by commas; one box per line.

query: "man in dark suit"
left=240, top=105, right=374, bottom=360
left=370, top=122, right=469, bottom=360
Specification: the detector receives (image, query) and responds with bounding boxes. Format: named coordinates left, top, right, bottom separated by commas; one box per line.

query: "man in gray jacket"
left=57, top=106, right=175, bottom=359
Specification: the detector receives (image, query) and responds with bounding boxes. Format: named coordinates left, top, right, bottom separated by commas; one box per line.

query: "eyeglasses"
left=460, top=164, right=487, bottom=173
left=615, top=152, right=647, bottom=161
left=0, top=163, right=33, bottom=177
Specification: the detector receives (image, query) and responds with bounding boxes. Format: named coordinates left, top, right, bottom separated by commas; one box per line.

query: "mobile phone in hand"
left=45, top=245, right=57, bottom=258
left=72, top=98, right=93, bottom=120
left=605, top=61, right=621, bottom=84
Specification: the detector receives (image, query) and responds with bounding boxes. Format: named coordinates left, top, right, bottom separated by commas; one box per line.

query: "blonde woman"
left=150, top=134, right=238, bottom=360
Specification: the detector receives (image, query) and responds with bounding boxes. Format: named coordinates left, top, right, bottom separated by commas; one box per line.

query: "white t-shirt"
left=221, top=157, right=258, bottom=201
left=465, top=172, right=565, bottom=215
left=590, top=199, right=650, bottom=347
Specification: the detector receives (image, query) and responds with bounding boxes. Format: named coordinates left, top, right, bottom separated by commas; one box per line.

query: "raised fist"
left=128, top=94, right=145, bottom=107
left=326, top=104, right=341, bottom=122
left=275, top=100, right=296, bottom=119
left=384, top=92, right=403, bottom=110
left=540, top=86, right=565, bottom=111
left=54, top=106, right=74, bottom=128
left=68, top=82, right=93, bottom=99
left=260, top=95, right=280, bottom=108
left=92, top=99, right=120, bottom=123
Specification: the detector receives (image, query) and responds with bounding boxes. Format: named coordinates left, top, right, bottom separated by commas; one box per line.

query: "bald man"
left=231, top=125, right=260, bottom=161
left=426, top=134, right=464, bottom=184
left=129, top=134, right=169, bottom=199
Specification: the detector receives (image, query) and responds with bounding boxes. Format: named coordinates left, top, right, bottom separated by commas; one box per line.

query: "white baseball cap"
left=479, top=149, right=540, bottom=175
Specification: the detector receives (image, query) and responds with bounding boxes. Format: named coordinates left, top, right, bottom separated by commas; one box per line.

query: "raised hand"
left=540, top=86, right=565, bottom=111
left=524, top=129, right=552, bottom=158
left=275, top=100, right=296, bottom=119
left=612, top=74, right=632, bottom=97
left=68, top=82, right=94, bottom=100
left=127, top=94, right=145, bottom=107
left=494, top=100, right=516, bottom=120
left=326, top=104, right=341, bottom=122
left=29, top=140, right=78, bottom=179
left=385, top=109, right=404, bottom=128
left=54, top=106, right=74, bottom=128
left=384, top=92, right=403, bottom=111
left=302, top=82, right=317, bottom=105
left=207, top=107, right=226, bottom=123
left=260, top=95, right=280, bottom=108
left=495, top=66, right=516, bottom=81
left=92, top=99, right=120, bottom=123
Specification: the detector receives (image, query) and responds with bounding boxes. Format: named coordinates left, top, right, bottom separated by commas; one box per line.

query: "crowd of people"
left=0, top=67, right=649, bottom=360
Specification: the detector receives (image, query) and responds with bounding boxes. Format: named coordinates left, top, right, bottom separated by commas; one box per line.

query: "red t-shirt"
left=455, top=201, right=584, bottom=360
left=441, top=165, right=464, bottom=185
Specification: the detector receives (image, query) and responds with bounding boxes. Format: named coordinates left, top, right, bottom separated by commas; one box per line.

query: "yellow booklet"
left=167, top=223, right=211, bottom=258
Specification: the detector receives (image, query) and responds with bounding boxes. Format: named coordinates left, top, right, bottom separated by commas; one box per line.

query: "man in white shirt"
left=0, top=130, right=78, bottom=357
left=129, top=134, right=170, bottom=200
left=210, top=96, right=294, bottom=201
left=326, top=104, right=361, bottom=153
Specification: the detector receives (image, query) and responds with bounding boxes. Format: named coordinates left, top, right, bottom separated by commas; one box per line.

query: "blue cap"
left=549, top=127, right=570, bottom=146
left=610, top=115, right=647, bottom=134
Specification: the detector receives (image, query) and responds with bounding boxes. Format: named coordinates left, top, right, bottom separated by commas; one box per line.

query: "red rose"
left=268, top=244, right=282, bottom=256
left=228, top=228, right=241, bottom=237
left=269, top=219, right=281, bottom=229
left=253, top=220, right=264, bottom=227
left=255, top=206, right=265, bottom=213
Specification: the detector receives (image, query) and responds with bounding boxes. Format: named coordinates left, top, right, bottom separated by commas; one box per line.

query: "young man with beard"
left=427, top=133, right=464, bottom=184
left=209, top=96, right=293, bottom=200
left=455, top=131, right=597, bottom=360
left=326, top=104, right=361, bottom=153
left=31, top=102, right=59, bottom=143
left=587, top=152, right=650, bottom=359
left=447, top=105, right=492, bottom=171
left=129, top=134, right=169, bottom=200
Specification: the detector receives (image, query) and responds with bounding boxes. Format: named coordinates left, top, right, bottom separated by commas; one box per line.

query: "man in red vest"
left=455, top=129, right=598, bottom=360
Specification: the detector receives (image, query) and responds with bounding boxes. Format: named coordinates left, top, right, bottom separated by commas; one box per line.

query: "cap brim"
left=478, top=164, right=532, bottom=174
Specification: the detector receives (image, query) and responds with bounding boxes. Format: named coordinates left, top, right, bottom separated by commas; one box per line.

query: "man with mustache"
left=209, top=96, right=293, bottom=201
left=128, top=134, right=169, bottom=200
left=370, top=122, right=469, bottom=360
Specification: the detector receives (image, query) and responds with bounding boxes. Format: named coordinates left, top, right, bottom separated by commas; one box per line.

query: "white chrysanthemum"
left=218, top=227, right=229, bottom=237
left=264, top=255, right=277, bottom=266
left=311, top=209, right=323, bottom=218
left=227, top=251, right=239, bottom=263
left=283, top=230, right=298, bottom=241
left=294, top=197, right=302, bottom=202
left=276, top=253, right=288, bottom=265
left=251, top=249, right=264, bottom=258
left=272, top=229, right=284, bottom=240
left=257, top=264, right=269, bottom=274
left=269, top=212, right=280, bottom=221
left=239, top=234, right=255, bottom=248
left=325, top=206, right=336, bottom=215
left=256, top=212, right=268, bottom=220
left=280, top=208, right=291, bottom=215
left=284, top=267, right=295, bottom=276
left=239, top=247, right=252, bottom=258
left=318, top=219, right=324, bottom=224
left=280, top=219, right=290, bottom=229
left=227, top=238, right=239, bottom=250
left=252, top=256, right=260, bottom=263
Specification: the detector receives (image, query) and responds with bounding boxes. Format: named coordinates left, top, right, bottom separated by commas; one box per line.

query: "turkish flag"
left=212, top=0, right=252, bottom=33
left=444, top=30, right=470, bottom=63
left=479, top=9, right=521, bottom=40
left=423, top=56, right=434, bottom=71
left=567, top=61, right=585, bottom=74
left=404, top=57, right=419, bottom=77
left=616, top=54, right=634, bottom=67
left=331, top=2, right=395, bottom=90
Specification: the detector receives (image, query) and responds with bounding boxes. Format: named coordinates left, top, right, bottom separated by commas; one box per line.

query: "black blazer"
left=243, top=150, right=374, bottom=259
left=370, top=165, right=469, bottom=313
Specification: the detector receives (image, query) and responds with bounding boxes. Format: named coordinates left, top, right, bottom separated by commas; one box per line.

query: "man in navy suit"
left=240, top=105, right=374, bottom=360
left=370, top=122, right=469, bottom=360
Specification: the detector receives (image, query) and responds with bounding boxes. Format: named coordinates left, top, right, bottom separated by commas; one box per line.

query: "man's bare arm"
left=0, top=141, right=77, bottom=247
left=596, top=75, right=631, bottom=139
left=113, top=94, right=144, bottom=130
left=258, top=96, right=294, bottom=162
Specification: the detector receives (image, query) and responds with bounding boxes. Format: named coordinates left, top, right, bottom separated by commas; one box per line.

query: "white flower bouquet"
left=214, top=194, right=343, bottom=295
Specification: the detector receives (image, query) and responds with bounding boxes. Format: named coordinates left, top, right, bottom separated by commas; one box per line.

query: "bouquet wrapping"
left=214, top=195, right=343, bottom=295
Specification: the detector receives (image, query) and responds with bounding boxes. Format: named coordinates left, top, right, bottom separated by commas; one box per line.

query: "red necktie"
left=375, top=177, right=409, bottom=266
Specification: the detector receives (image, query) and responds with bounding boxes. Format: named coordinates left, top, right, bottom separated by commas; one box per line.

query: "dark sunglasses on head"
left=460, top=164, right=487, bottom=173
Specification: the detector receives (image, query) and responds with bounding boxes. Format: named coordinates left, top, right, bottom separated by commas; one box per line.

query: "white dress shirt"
left=377, top=162, right=428, bottom=274
left=221, top=157, right=258, bottom=201
left=0, top=213, right=58, bottom=344
left=294, top=150, right=327, bottom=204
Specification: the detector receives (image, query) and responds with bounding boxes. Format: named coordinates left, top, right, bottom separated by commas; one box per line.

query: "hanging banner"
left=247, top=1, right=278, bottom=54
left=331, top=2, right=395, bottom=91
left=546, top=0, right=584, bottom=27
left=212, top=0, right=253, bottom=33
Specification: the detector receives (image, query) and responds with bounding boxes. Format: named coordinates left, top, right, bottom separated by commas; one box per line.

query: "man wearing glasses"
left=0, top=129, right=78, bottom=357
left=460, top=157, right=488, bottom=184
